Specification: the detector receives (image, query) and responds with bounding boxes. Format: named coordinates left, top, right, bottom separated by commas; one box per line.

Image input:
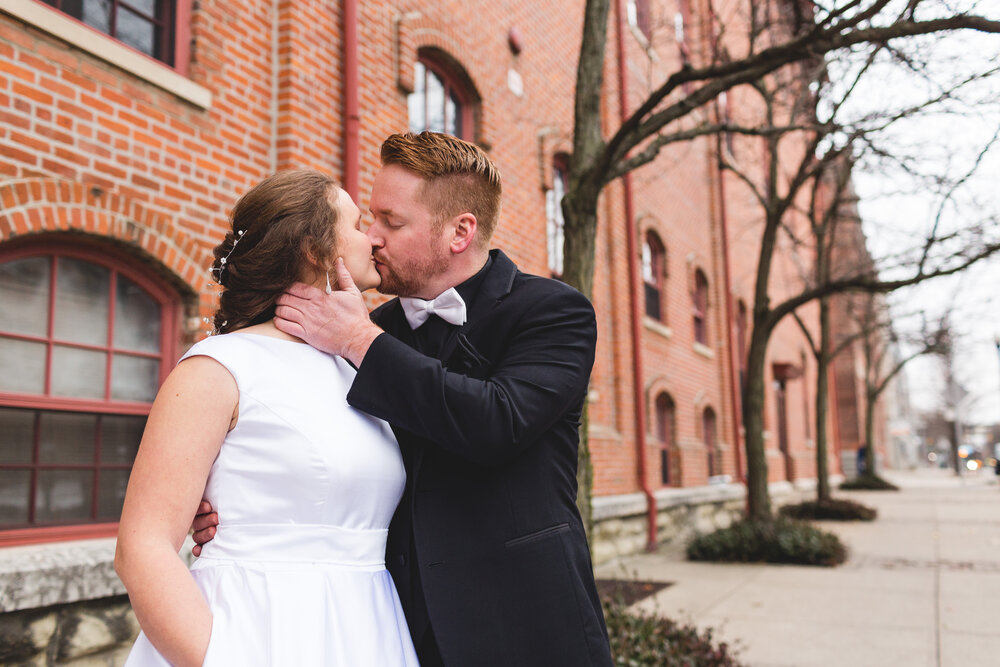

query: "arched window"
left=627, top=0, right=652, bottom=41
left=545, top=157, right=568, bottom=278
left=408, top=54, right=475, bottom=140
left=654, top=392, right=676, bottom=486
left=642, top=231, right=666, bottom=321
left=0, top=242, right=178, bottom=542
left=675, top=0, right=692, bottom=61
left=693, top=268, right=709, bottom=345
left=702, top=406, right=718, bottom=478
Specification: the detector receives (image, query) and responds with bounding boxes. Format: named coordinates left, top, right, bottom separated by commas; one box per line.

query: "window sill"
left=0, top=0, right=212, bottom=109
left=693, top=342, right=714, bottom=358
left=0, top=535, right=195, bottom=612
left=643, top=317, right=673, bottom=339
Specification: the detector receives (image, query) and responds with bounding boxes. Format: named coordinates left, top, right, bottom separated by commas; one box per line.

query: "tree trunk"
left=743, top=325, right=773, bottom=521
left=863, top=388, right=876, bottom=476
left=562, top=190, right=601, bottom=538
left=815, top=296, right=831, bottom=502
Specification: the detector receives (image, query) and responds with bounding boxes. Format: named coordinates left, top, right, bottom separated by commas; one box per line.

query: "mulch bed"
left=595, top=578, right=672, bottom=605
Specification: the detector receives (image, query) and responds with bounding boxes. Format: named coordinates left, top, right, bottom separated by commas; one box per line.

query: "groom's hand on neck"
left=274, top=258, right=382, bottom=366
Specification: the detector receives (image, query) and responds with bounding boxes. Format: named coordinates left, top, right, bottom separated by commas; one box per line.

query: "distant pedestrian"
left=857, top=444, right=868, bottom=475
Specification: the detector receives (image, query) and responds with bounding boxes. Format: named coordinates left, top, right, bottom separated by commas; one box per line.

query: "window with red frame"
left=675, top=0, right=692, bottom=61
left=702, top=406, right=718, bottom=478
left=693, top=268, right=709, bottom=344
left=655, top=392, right=676, bottom=486
left=41, top=0, right=186, bottom=67
left=642, top=231, right=666, bottom=321
left=627, top=0, right=652, bottom=42
left=545, top=157, right=568, bottom=278
left=408, top=55, right=475, bottom=140
left=0, top=243, right=177, bottom=539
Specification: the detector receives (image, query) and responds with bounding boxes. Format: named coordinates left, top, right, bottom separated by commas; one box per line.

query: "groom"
left=199, top=131, right=612, bottom=666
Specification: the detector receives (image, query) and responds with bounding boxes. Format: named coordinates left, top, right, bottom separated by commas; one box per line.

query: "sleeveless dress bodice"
left=124, top=332, right=419, bottom=666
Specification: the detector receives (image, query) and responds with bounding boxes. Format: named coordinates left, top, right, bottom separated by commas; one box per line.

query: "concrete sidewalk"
left=595, top=468, right=1000, bottom=667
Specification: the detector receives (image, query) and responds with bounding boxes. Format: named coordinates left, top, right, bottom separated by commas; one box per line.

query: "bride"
left=115, top=170, right=419, bottom=666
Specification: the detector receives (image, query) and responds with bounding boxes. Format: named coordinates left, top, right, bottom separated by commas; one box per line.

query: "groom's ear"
left=448, top=212, right=478, bottom=254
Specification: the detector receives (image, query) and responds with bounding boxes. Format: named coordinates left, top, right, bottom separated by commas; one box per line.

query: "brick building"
left=0, top=0, right=882, bottom=661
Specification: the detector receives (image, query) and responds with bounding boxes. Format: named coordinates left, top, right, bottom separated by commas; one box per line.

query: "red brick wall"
left=0, top=0, right=859, bottom=499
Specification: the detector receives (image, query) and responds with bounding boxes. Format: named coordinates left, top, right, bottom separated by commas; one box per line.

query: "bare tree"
left=565, top=0, right=1000, bottom=524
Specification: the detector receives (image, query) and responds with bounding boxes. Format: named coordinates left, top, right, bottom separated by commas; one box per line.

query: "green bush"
left=686, top=518, right=847, bottom=566
left=778, top=498, right=877, bottom=521
left=839, top=474, right=899, bottom=491
left=604, top=598, right=742, bottom=666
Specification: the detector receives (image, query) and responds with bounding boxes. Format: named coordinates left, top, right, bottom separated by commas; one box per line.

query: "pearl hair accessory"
left=210, top=229, right=245, bottom=282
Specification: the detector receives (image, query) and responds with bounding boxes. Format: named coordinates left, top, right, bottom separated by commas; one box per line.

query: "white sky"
left=841, top=1, right=1000, bottom=424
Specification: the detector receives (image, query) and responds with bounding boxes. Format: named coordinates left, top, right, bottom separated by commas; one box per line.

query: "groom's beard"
left=374, top=244, right=450, bottom=298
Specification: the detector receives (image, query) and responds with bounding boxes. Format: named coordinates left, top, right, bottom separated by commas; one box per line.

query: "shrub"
left=778, top=498, right=877, bottom=521
left=839, top=474, right=899, bottom=491
left=604, top=598, right=742, bottom=666
left=686, top=517, right=847, bottom=566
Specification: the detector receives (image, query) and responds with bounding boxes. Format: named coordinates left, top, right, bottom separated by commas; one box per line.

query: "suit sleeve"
left=347, top=288, right=597, bottom=466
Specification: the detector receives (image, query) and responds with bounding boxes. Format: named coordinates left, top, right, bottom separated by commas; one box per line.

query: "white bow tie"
left=400, top=288, right=467, bottom=329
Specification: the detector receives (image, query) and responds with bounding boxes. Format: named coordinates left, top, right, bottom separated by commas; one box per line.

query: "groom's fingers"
left=284, top=282, right=321, bottom=299
left=334, top=257, right=359, bottom=293
left=273, top=307, right=307, bottom=337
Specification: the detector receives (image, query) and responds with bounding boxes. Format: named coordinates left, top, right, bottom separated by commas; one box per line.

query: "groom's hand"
left=191, top=500, right=218, bottom=557
left=274, top=258, right=382, bottom=365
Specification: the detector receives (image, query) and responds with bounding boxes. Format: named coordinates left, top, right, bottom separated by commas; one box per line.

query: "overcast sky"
left=842, top=1, right=1000, bottom=425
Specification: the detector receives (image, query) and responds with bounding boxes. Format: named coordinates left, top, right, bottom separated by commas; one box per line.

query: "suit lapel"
left=439, top=249, right=518, bottom=362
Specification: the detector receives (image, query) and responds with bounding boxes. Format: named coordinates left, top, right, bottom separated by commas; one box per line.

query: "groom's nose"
left=366, top=225, right=384, bottom=248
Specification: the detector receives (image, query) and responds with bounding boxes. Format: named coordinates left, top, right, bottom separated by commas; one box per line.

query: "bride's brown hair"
left=211, top=170, right=339, bottom=334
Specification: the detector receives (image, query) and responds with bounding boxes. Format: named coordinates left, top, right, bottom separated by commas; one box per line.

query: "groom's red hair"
left=380, top=131, right=502, bottom=248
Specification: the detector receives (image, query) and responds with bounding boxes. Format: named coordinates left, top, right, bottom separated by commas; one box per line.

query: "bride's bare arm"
left=115, top=356, right=237, bottom=667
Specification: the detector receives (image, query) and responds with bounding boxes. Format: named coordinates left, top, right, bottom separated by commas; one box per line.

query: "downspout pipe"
left=713, top=137, right=745, bottom=485
left=343, top=0, right=360, bottom=200
left=613, top=0, right=657, bottom=551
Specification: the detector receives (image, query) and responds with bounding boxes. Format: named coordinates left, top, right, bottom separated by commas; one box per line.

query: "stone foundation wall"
left=591, top=479, right=827, bottom=565
left=0, top=596, right=138, bottom=666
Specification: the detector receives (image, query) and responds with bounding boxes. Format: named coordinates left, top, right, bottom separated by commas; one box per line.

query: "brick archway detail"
left=394, top=13, right=491, bottom=145
left=0, top=177, right=209, bottom=293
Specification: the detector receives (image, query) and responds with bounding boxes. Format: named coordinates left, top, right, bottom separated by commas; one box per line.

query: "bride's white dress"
left=124, top=332, right=419, bottom=666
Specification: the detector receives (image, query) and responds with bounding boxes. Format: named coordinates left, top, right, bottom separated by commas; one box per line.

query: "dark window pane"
left=35, top=469, right=93, bottom=522
left=644, top=284, right=661, bottom=320
left=660, top=449, right=670, bottom=485
left=116, top=6, right=155, bottom=57
left=0, top=408, right=35, bottom=464
left=100, top=415, right=145, bottom=463
left=114, top=276, right=161, bottom=353
left=0, top=338, right=47, bottom=394
left=51, top=345, right=107, bottom=399
left=111, top=354, right=159, bottom=402
left=0, top=470, right=30, bottom=525
left=98, top=468, right=130, bottom=519
left=0, top=256, right=51, bottom=337
left=54, top=258, right=110, bottom=346
left=126, top=0, right=157, bottom=16
left=81, top=0, right=112, bottom=36
left=39, top=412, right=97, bottom=464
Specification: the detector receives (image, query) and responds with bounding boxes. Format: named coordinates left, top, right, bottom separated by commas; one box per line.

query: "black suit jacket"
left=347, top=250, right=612, bottom=666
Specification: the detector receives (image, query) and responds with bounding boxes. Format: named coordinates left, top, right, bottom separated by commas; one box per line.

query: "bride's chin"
left=356, top=272, right=381, bottom=292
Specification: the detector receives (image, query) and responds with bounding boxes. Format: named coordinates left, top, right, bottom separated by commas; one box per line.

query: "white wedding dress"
left=124, top=332, right=419, bottom=666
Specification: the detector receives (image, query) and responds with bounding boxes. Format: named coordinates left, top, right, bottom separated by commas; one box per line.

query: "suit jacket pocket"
left=504, top=522, right=570, bottom=549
